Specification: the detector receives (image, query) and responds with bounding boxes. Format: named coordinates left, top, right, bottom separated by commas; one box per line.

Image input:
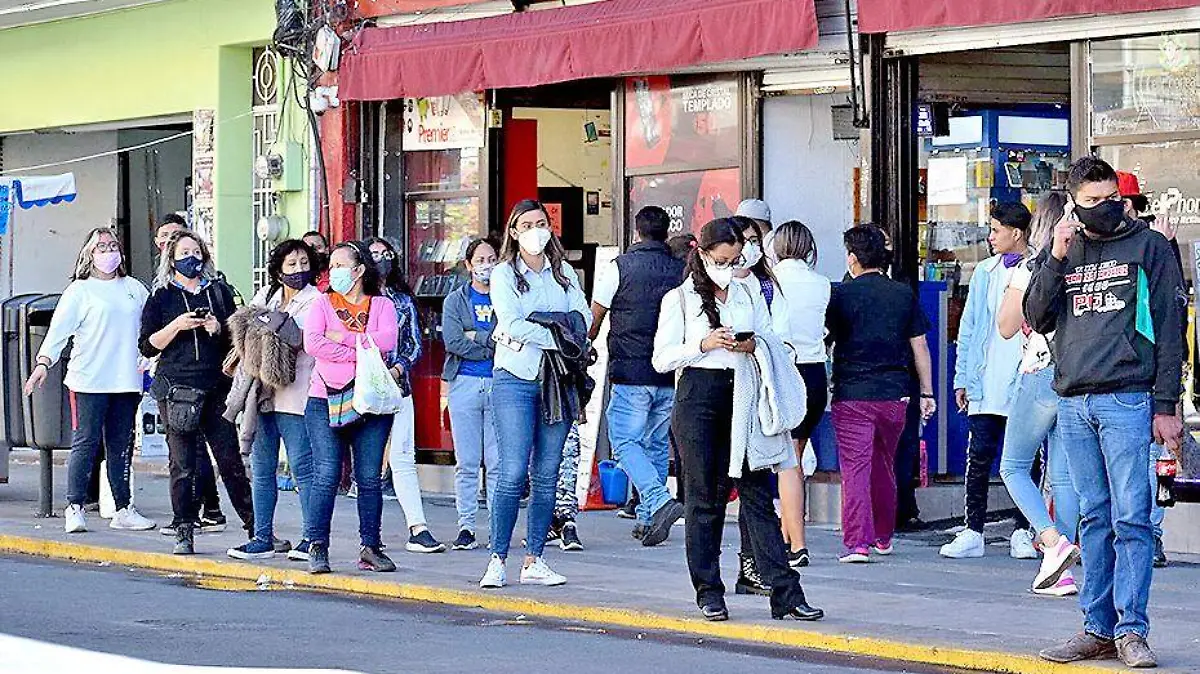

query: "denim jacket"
left=953, top=255, right=1021, bottom=410
left=385, top=288, right=422, bottom=397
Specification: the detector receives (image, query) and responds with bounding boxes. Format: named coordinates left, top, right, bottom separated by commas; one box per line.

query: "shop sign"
left=628, top=168, right=741, bottom=236
left=625, top=75, right=739, bottom=170
left=191, top=109, right=216, bottom=246
left=402, top=93, right=486, bottom=151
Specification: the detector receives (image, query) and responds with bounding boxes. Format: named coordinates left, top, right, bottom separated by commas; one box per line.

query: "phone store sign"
left=1154, top=187, right=1200, bottom=225
left=403, top=93, right=486, bottom=151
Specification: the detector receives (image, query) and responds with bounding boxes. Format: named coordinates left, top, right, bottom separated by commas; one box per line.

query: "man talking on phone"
left=1027, top=157, right=1184, bottom=669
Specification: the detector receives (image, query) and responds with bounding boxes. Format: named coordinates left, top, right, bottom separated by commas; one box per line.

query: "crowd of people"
left=22, top=156, right=1186, bottom=666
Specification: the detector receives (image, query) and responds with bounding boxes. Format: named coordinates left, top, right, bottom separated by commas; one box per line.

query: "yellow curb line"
left=0, top=534, right=1110, bottom=674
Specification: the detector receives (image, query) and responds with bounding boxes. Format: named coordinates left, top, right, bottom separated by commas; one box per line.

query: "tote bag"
left=352, top=334, right=405, bottom=415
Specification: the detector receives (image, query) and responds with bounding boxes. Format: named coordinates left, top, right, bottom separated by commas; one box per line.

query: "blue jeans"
left=251, top=412, right=313, bottom=544
left=448, top=375, right=499, bottom=532
left=489, top=370, right=570, bottom=559
left=998, top=368, right=1079, bottom=542
left=1058, top=393, right=1154, bottom=640
left=304, top=397, right=393, bottom=549
left=66, top=392, right=139, bottom=510
left=606, top=384, right=674, bottom=524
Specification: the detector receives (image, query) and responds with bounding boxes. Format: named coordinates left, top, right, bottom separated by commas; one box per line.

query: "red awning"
left=339, top=0, right=818, bottom=100
left=858, top=0, right=1200, bottom=34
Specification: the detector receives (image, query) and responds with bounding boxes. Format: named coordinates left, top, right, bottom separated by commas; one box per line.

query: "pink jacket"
left=304, top=294, right=399, bottom=399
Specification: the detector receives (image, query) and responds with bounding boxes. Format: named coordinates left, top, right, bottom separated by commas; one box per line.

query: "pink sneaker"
left=1033, top=569, right=1078, bottom=597
left=1033, top=536, right=1080, bottom=591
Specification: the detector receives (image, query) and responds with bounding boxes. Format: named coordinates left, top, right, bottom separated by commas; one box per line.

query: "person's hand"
left=700, top=327, right=736, bottom=353
left=1151, top=212, right=1180, bottom=241
left=169, top=312, right=207, bottom=333
left=325, top=331, right=345, bottom=343
left=22, top=364, right=48, bottom=395
left=1051, top=205, right=1078, bottom=260
left=1153, top=414, right=1183, bottom=458
left=390, top=365, right=405, bottom=383
left=203, top=314, right=220, bottom=336
left=920, top=396, right=937, bottom=421
left=954, top=388, right=968, bottom=413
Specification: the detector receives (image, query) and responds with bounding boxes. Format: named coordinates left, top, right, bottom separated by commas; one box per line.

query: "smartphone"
left=192, top=307, right=210, bottom=319
left=734, top=331, right=755, bottom=342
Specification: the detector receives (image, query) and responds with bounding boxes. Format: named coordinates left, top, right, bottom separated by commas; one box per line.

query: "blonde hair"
left=73, top=227, right=127, bottom=280
left=1029, top=192, right=1069, bottom=255
left=154, top=231, right=218, bottom=290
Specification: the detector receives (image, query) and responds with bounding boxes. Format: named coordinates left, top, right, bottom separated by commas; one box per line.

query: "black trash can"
left=1, top=294, right=42, bottom=451
left=20, top=294, right=72, bottom=450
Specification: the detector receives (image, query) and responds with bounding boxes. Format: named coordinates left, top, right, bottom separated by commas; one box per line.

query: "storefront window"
left=1091, top=33, right=1200, bottom=137
left=627, top=168, right=741, bottom=236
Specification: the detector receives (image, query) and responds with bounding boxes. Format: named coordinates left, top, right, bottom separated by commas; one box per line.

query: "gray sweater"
left=440, top=282, right=496, bottom=381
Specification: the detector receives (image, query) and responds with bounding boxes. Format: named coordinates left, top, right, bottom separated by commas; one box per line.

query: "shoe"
left=64, top=504, right=88, bottom=533
left=632, top=524, right=649, bottom=541
left=1033, top=535, right=1081, bottom=591
left=940, top=529, right=985, bottom=559
left=1153, top=537, right=1168, bottom=568
left=1039, top=632, right=1117, bottom=663
left=199, top=513, right=227, bottom=534
left=616, top=500, right=638, bottom=520
left=83, top=501, right=101, bottom=513
left=871, top=540, right=893, bottom=556
left=701, top=602, right=729, bottom=622
left=773, top=603, right=825, bottom=621
left=272, top=537, right=292, bottom=554
left=642, top=500, right=684, bottom=547
left=359, top=545, right=397, bottom=572
left=480, top=554, right=507, bottom=588
left=545, top=521, right=562, bottom=543
left=839, top=547, right=870, bottom=563
left=160, top=524, right=176, bottom=536
left=173, top=523, right=195, bottom=555
left=735, top=553, right=771, bottom=596
left=788, top=548, right=811, bottom=568
left=520, top=557, right=567, bottom=586
left=228, top=539, right=275, bottom=560
left=452, top=529, right=478, bottom=551
left=895, top=517, right=926, bottom=533
left=107, top=506, right=156, bottom=531
left=1010, top=529, right=1038, bottom=559
left=559, top=523, right=584, bottom=551
left=1115, top=634, right=1157, bottom=668
left=406, top=529, right=447, bottom=553
left=308, top=542, right=331, bottom=574
left=1033, top=569, right=1078, bottom=597
left=287, top=540, right=311, bottom=562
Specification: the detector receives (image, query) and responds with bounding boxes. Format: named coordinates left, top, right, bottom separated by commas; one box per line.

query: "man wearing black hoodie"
left=1027, top=158, right=1183, bottom=669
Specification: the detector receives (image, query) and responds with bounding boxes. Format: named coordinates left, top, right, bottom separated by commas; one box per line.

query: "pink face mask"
left=94, top=251, right=122, bottom=274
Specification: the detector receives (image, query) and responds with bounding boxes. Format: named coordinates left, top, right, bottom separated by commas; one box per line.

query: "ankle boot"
left=735, top=553, right=771, bottom=596
left=173, top=523, right=195, bottom=555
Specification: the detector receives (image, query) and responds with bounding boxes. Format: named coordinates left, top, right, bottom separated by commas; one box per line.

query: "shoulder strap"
left=678, top=287, right=687, bottom=345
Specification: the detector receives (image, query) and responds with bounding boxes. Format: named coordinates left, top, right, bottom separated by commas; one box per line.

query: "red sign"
left=625, top=75, right=740, bottom=170
left=628, top=168, right=741, bottom=237
left=544, top=202, right=564, bottom=236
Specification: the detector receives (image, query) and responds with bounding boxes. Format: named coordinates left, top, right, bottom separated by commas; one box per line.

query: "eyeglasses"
left=704, top=254, right=744, bottom=270
left=371, top=250, right=396, bottom=262
left=94, top=242, right=121, bottom=253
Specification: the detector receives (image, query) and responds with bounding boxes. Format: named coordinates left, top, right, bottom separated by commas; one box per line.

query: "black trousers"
left=673, top=368, right=808, bottom=614
left=88, top=418, right=222, bottom=514
left=964, top=414, right=1031, bottom=533
left=894, top=386, right=922, bottom=525
left=164, top=389, right=254, bottom=533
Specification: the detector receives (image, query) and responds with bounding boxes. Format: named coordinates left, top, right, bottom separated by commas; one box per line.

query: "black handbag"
left=165, top=384, right=206, bottom=433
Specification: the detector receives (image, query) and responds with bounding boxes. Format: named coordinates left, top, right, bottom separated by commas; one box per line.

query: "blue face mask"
left=329, top=267, right=356, bottom=295
left=173, top=256, right=204, bottom=279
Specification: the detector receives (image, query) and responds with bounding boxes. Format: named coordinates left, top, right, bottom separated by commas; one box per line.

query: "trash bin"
left=1, top=294, right=41, bottom=451
left=20, top=294, right=72, bottom=449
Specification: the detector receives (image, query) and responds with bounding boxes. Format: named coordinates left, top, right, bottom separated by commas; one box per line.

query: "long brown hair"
left=686, top=218, right=745, bottom=329
left=499, top=199, right=571, bottom=293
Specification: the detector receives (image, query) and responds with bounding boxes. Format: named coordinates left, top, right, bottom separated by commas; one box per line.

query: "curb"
left=0, top=533, right=1111, bottom=674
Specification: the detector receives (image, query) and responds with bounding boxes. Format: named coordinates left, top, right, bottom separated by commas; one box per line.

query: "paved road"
left=0, top=557, right=955, bottom=674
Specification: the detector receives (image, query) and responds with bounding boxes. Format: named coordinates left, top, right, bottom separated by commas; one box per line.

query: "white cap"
left=735, top=199, right=771, bottom=223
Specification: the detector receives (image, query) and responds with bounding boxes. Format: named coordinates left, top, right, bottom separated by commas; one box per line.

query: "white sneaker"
left=1033, top=535, right=1080, bottom=590
left=109, top=506, right=157, bottom=531
left=480, top=554, right=507, bottom=588
left=1032, top=568, right=1078, bottom=597
left=64, top=505, right=87, bottom=534
left=520, top=557, right=567, bottom=586
left=940, top=529, right=985, bottom=558
left=1010, top=529, right=1038, bottom=560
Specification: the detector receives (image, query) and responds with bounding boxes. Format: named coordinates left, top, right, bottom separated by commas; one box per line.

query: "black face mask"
left=375, top=259, right=394, bottom=278
left=279, top=270, right=314, bottom=290
left=1075, top=200, right=1126, bottom=236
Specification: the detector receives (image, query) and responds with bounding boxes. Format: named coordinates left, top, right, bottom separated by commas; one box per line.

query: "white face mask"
left=739, top=242, right=762, bottom=270
left=517, top=228, right=552, bottom=255
left=703, top=257, right=734, bottom=289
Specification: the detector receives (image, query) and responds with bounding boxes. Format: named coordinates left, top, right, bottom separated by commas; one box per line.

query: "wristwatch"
left=35, top=357, right=51, bottom=369
left=920, top=392, right=935, bottom=399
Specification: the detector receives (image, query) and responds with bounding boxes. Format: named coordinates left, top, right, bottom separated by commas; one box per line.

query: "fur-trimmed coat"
left=223, top=304, right=304, bottom=451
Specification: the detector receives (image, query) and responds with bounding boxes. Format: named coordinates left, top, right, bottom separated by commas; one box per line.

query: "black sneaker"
left=735, top=553, right=771, bottom=596
left=559, top=523, right=584, bottom=551
left=199, top=513, right=227, bottom=534
left=308, top=542, right=331, bottom=574
left=1154, top=536, right=1168, bottom=568
left=406, top=529, right=447, bottom=553
left=359, top=545, right=397, bottom=572
left=788, top=548, right=810, bottom=569
left=616, top=500, right=638, bottom=520
left=173, top=523, right=195, bottom=555
left=83, top=501, right=101, bottom=513
left=632, top=524, right=649, bottom=541
left=287, top=540, right=311, bottom=562
left=642, top=500, right=684, bottom=547
left=452, top=529, right=478, bottom=551
left=273, top=537, right=292, bottom=554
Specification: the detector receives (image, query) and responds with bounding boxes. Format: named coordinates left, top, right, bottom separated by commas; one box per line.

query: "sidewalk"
left=2, top=461, right=1198, bottom=674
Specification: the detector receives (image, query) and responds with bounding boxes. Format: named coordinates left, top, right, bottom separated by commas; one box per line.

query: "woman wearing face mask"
left=24, top=228, right=155, bottom=534
left=303, top=241, right=399, bottom=574
left=652, top=218, right=822, bottom=623
left=140, top=232, right=255, bottom=555
left=225, top=239, right=322, bottom=562
left=442, top=238, right=501, bottom=551
left=480, top=199, right=591, bottom=589
left=365, top=236, right=446, bottom=554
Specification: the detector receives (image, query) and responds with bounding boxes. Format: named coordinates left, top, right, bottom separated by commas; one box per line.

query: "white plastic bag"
left=352, top=334, right=405, bottom=415
left=801, top=440, right=817, bottom=477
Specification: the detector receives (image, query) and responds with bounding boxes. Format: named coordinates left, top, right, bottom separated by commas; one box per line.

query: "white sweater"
left=38, top=277, right=149, bottom=394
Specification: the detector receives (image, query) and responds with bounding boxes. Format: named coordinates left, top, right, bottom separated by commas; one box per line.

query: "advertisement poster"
left=191, top=109, right=216, bottom=245
left=627, top=168, right=741, bottom=236
left=403, top=93, right=486, bottom=151
left=625, top=75, right=740, bottom=170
